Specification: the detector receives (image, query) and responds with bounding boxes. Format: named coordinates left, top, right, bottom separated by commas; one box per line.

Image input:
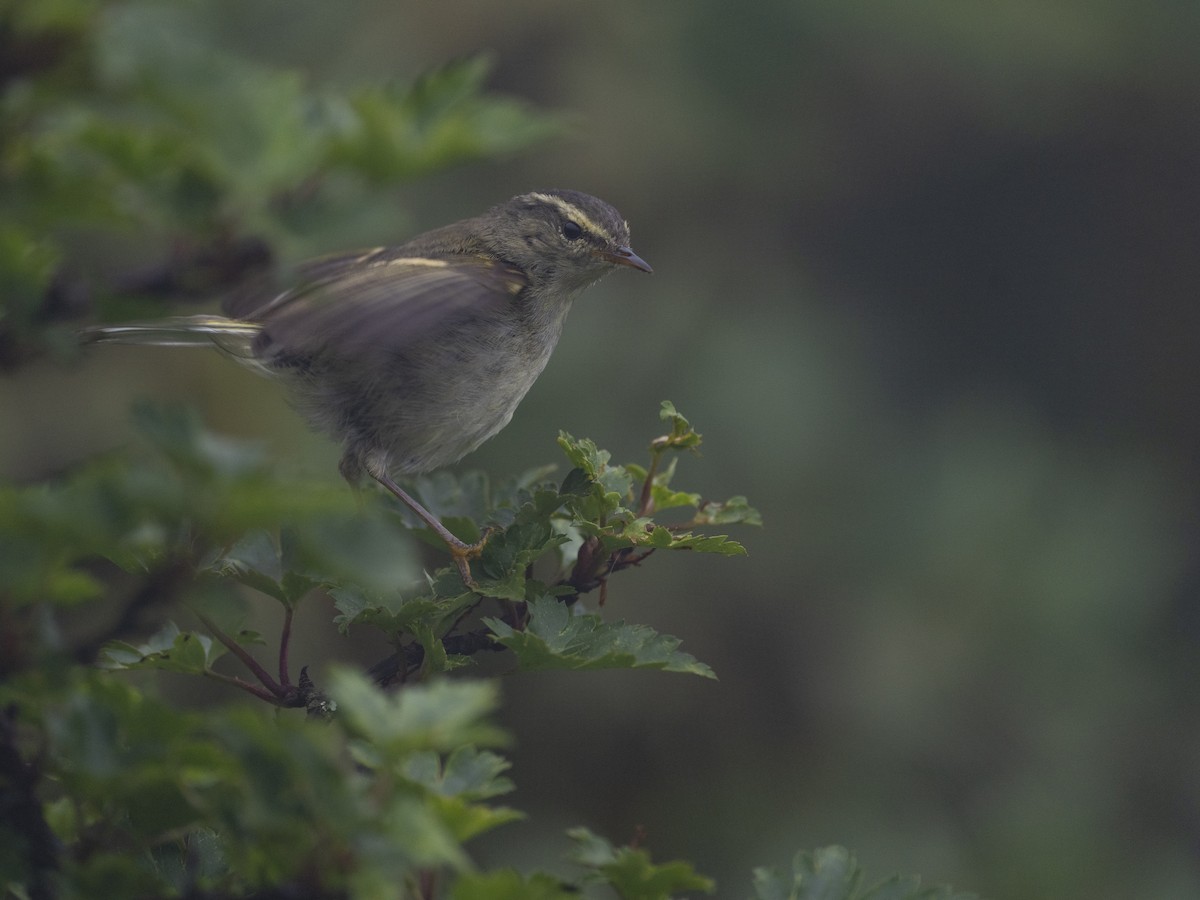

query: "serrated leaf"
left=750, top=847, right=978, bottom=900
left=327, top=56, right=564, bottom=182
left=415, top=623, right=450, bottom=675
left=328, top=668, right=508, bottom=753
left=694, top=495, right=763, bottom=527
left=484, top=596, right=715, bottom=678
left=653, top=485, right=704, bottom=512
left=567, top=827, right=714, bottom=898
left=330, top=583, right=465, bottom=635
left=429, top=794, right=524, bottom=843
left=398, top=748, right=520, bottom=842
left=557, top=432, right=613, bottom=477
left=208, top=530, right=286, bottom=602
left=404, top=747, right=514, bottom=800
left=651, top=401, right=702, bottom=452
left=660, top=532, right=749, bottom=556
left=751, top=847, right=860, bottom=900
left=556, top=437, right=636, bottom=526
left=99, top=623, right=223, bottom=674
left=473, top=520, right=568, bottom=600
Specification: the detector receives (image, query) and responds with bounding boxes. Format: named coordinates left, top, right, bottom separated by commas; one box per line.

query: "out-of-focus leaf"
left=99, top=621, right=256, bottom=673
left=568, top=827, right=715, bottom=898
left=403, top=747, right=514, bottom=801
left=750, top=847, right=979, bottom=900
left=0, top=225, right=60, bottom=327
left=399, top=747, right=521, bottom=842
left=328, top=668, right=509, bottom=754
left=326, top=56, right=566, bottom=182
left=693, top=495, right=764, bottom=527
left=330, top=582, right=469, bottom=636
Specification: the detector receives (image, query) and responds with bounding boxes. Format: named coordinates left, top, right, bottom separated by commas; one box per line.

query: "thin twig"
left=201, top=670, right=289, bottom=706
left=194, top=611, right=286, bottom=699
left=279, top=605, right=294, bottom=688
left=636, top=448, right=663, bottom=518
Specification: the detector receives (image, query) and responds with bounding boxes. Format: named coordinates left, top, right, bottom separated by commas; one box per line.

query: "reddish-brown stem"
left=417, top=868, right=437, bottom=899
left=279, top=605, right=294, bottom=688
left=202, top=669, right=288, bottom=705
left=195, top=611, right=286, bottom=699
left=637, top=449, right=664, bottom=517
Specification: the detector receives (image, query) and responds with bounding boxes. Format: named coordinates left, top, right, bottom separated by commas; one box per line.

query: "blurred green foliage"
left=0, top=393, right=776, bottom=896
left=2, top=390, right=771, bottom=894
left=6, top=0, right=1197, bottom=898
left=0, top=0, right=564, bottom=363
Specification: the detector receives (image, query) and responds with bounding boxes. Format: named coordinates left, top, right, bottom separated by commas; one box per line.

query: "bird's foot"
left=445, top=526, right=497, bottom=589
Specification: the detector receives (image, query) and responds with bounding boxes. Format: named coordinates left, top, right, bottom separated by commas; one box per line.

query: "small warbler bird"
left=84, top=189, right=652, bottom=582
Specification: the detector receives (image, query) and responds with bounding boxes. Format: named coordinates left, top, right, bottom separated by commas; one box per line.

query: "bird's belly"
left=364, top=317, right=562, bottom=474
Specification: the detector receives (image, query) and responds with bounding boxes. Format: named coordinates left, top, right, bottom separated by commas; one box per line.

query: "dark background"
left=5, top=2, right=1200, bottom=896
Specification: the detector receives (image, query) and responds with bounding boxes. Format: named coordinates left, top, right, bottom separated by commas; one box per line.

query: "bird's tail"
left=80, top=315, right=261, bottom=360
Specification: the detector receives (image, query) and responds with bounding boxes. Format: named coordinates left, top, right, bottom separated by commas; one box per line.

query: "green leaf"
left=330, top=582, right=470, bottom=636
left=131, top=402, right=266, bottom=479
left=0, top=225, right=60, bottom=330
left=473, top=519, right=568, bottom=600
left=693, top=495, right=764, bottom=527
left=559, top=466, right=591, bottom=497
left=404, top=746, right=514, bottom=801
left=557, top=431, right=614, bottom=478
left=484, top=595, right=715, bottom=678
left=328, top=668, right=509, bottom=754
left=567, top=827, right=715, bottom=898
left=751, top=847, right=861, bottom=900
left=99, top=622, right=229, bottom=674
left=415, top=622, right=451, bottom=675
left=557, top=432, right=637, bottom=528
left=327, top=56, right=565, bottom=182
left=207, top=529, right=321, bottom=606
left=750, top=848, right=979, bottom=900
left=651, top=401, right=703, bottom=452
left=400, top=747, right=521, bottom=842
left=652, top=531, right=749, bottom=556
left=653, top=486, right=704, bottom=513
left=428, top=794, right=524, bottom=843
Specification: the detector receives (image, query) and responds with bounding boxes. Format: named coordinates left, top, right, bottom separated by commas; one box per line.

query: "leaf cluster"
left=1, top=400, right=769, bottom=898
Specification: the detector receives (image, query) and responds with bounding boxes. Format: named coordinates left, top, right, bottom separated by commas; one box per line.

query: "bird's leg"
left=367, top=466, right=489, bottom=586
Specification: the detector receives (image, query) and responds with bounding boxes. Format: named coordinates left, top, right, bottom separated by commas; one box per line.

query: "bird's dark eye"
left=562, top=220, right=583, bottom=240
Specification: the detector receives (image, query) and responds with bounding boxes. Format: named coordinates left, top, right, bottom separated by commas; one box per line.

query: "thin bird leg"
left=369, top=468, right=487, bottom=585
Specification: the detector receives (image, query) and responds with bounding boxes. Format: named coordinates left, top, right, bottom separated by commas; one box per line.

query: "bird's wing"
left=229, top=252, right=528, bottom=362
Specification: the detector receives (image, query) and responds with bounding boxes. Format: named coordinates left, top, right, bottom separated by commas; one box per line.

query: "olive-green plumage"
left=83, top=189, right=651, bottom=581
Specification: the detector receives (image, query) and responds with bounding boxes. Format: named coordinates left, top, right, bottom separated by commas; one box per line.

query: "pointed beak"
left=598, top=245, right=653, bottom=273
